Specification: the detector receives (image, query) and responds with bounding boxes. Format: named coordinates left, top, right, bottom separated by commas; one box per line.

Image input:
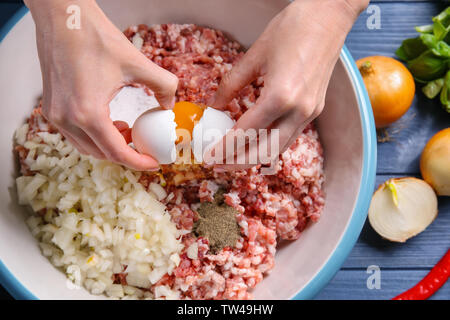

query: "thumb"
left=211, top=48, right=261, bottom=110
left=129, top=57, right=179, bottom=109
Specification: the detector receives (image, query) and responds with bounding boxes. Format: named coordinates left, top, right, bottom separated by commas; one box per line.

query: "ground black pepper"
left=193, top=189, right=241, bottom=254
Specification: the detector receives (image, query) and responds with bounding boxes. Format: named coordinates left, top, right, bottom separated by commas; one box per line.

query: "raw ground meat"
left=17, top=24, right=325, bottom=300
left=125, top=24, right=325, bottom=299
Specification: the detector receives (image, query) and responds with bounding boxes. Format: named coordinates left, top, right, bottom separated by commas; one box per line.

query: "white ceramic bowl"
left=0, top=0, right=376, bottom=299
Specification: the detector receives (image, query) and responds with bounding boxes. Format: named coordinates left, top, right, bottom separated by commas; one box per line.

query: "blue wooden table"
left=0, top=0, right=449, bottom=300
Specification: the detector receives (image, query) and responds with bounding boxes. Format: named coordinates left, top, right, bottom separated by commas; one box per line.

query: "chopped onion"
left=368, top=178, right=438, bottom=242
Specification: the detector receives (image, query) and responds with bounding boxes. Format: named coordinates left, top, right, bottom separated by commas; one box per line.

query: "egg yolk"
left=173, top=101, right=204, bottom=143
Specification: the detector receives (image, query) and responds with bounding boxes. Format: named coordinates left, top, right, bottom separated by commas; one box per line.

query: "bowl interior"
left=0, top=0, right=365, bottom=299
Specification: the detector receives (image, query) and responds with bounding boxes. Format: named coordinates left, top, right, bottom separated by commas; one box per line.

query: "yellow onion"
left=357, top=56, right=415, bottom=128
left=368, top=178, right=438, bottom=242
left=420, top=128, right=450, bottom=196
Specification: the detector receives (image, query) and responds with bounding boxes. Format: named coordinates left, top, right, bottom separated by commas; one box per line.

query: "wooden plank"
left=349, top=0, right=450, bottom=290
left=344, top=174, right=450, bottom=268
left=340, top=4, right=450, bottom=301
left=346, top=1, right=450, bottom=175
left=349, top=1, right=446, bottom=58
left=315, top=268, right=450, bottom=300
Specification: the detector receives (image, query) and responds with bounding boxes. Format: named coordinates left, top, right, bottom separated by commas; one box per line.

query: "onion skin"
left=357, top=56, right=415, bottom=128
left=420, top=128, right=450, bottom=196
left=368, top=177, right=438, bottom=242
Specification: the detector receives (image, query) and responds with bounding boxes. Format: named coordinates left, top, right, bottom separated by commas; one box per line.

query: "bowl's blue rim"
left=293, top=47, right=377, bottom=299
left=0, top=5, right=28, bottom=43
left=0, top=5, right=376, bottom=300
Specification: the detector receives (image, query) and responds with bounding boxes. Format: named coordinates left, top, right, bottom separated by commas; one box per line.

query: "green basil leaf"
left=422, top=78, right=444, bottom=99
left=416, top=24, right=433, bottom=34
left=408, top=50, right=448, bottom=81
left=440, top=70, right=450, bottom=112
left=396, top=37, right=428, bottom=61
left=433, top=7, right=450, bottom=28
left=433, top=19, right=448, bottom=40
left=433, top=7, right=450, bottom=43
left=431, top=41, right=450, bottom=57
left=420, top=33, right=439, bottom=48
left=444, top=31, right=450, bottom=45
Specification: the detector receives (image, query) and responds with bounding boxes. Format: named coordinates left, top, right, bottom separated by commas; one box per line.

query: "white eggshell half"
left=192, top=107, right=235, bottom=163
left=109, top=86, right=159, bottom=127
left=132, top=108, right=177, bottom=164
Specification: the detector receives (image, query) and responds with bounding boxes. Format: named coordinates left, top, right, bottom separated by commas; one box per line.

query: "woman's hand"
left=25, top=0, right=178, bottom=170
left=210, top=0, right=368, bottom=169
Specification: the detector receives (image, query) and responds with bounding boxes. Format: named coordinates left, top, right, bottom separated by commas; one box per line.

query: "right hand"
left=209, top=0, right=368, bottom=170
left=25, top=0, right=178, bottom=171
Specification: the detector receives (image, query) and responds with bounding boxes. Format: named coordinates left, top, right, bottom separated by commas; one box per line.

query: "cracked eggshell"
left=109, top=86, right=159, bottom=127
left=132, top=108, right=177, bottom=164
left=192, top=107, right=235, bottom=163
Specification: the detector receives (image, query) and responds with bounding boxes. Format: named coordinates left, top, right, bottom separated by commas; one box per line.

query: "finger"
left=211, top=48, right=261, bottom=110
left=278, top=102, right=325, bottom=155
left=214, top=124, right=285, bottom=171
left=233, top=92, right=281, bottom=130
left=274, top=114, right=309, bottom=155
left=57, top=126, right=88, bottom=155
left=204, top=93, right=283, bottom=165
left=82, top=116, right=159, bottom=171
left=127, top=57, right=178, bottom=109
left=213, top=108, right=307, bottom=171
left=58, top=125, right=106, bottom=160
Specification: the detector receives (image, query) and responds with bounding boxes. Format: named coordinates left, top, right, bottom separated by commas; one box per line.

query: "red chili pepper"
left=393, top=249, right=450, bottom=300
